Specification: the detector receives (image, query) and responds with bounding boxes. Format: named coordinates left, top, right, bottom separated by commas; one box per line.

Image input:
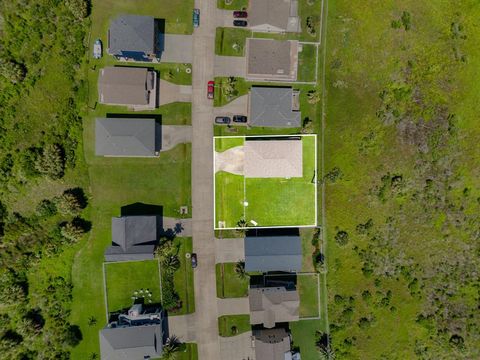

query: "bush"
left=60, top=220, right=86, bottom=243
left=34, top=144, right=65, bottom=179
left=56, top=188, right=87, bottom=215
left=36, top=199, right=57, bottom=217
left=0, top=58, right=26, bottom=83
left=335, top=230, right=349, bottom=246
left=65, top=0, right=89, bottom=20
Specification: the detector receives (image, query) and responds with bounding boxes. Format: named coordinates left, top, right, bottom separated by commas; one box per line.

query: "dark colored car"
left=215, top=116, right=231, bottom=124
left=191, top=253, right=197, bottom=268
left=207, top=80, right=214, bottom=99
left=193, top=9, right=200, bottom=28
left=233, top=115, right=247, bottom=123
left=233, top=11, right=248, bottom=18
left=233, top=20, right=248, bottom=27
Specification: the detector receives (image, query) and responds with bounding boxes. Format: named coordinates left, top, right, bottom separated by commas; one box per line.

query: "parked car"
left=233, top=20, right=248, bottom=27
left=191, top=253, right=197, bottom=268
left=215, top=116, right=231, bottom=124
left=233, top=11, right=248, bottom=18
left=93, top=39, right=102, bottom=59
left=207, top=80, right=215, bottom=99
left=233, top=115, right=247, bottom=123
left=193, top=8, right=200, bottom=28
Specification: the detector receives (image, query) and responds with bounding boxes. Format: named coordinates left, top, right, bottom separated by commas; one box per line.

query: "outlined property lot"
left=213, top=134, right=317, bottom=229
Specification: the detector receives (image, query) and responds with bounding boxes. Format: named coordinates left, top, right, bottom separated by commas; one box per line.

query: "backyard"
left=214, top=135, right=317, bottom=229
left=298, top=274, right=320, bottom=318
left=104, top=260, right=162, bottom=313
left=218, top=315, right=251, bottom=337
left=291, top=320, right=323, bottom=360
left=216, top=263, right=249, bottom=298
left=298, top=43, right=318, bottom=82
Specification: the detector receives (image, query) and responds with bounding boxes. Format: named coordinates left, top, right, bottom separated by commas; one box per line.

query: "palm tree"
left=234, top=260, right=247, bottom=280
left=162, top=335, right=182, bottom=360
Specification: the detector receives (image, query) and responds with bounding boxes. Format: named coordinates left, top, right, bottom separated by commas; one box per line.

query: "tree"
left=162, top=335, right=182, bottom=360
left=65, top=0, right=88, bottom=20
left=307, top=89, right=321, bottom=104
left=0, top=58, right=26, bottom=83
left=60, top=221, right=86, bottom=243
left=56, top=189, right=87, bottom=215
left=234, top=260, right=247, bottom=280
left=334, top=231, right=349, bottom=246
left=34, top=144, right=65, bottom=179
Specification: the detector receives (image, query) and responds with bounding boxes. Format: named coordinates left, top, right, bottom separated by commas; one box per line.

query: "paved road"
left=215, top=237, right=245, bottom=263
left=191, top=1, right=221, bottom=359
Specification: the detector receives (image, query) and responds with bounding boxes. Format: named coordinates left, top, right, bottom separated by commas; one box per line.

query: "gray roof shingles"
left=95, top=118, right=158, bottom=157
left=249, top=87, right=301, bottom=128
left=108, top=15, right=156, bottom=56
left=244, top=235, right=302, bottom=272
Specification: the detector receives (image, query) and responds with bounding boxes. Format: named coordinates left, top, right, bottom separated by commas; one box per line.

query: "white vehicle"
left=93, top=39, right=102, bottom=59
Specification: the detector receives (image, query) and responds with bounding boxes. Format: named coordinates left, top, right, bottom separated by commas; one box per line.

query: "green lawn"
left=104, top=260, right=161, bottom=312
left=215, top=136, right=245, bottom=152
left=172, top=237, right=195, bottom=315
left=214, top=135, right=317, bottom=228
left=70, top=144, right=191, bottom=359
left=213, top=77, right=249, bottom=107
left=298, top=44, right=318, bottom=82
left=177, top=343, right=198, bottom=360
left=291, top=320, right=323, bottom=360
left=218, top=315, right=251, bottom=337
left=215, top=263, right=249, bottom=298
left=217, top=0, right=249, bottom=10
left=298, top=275, right=320, bottom=318
left=215, top=28, right=251, bottom=56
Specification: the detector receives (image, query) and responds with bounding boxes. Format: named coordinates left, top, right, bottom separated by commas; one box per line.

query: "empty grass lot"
left=215, top=28, right=251, bottom=56
left=104, top=260, right=161, bottom=313
left=216, top=263, right=249, bottom=298
left=218, top=315, right=251, bottom=337
left=217, top=0, right=248, bottom=10
left=298, top=274, right=320, bottom=318
left=214, top=135, right=316, bottom=228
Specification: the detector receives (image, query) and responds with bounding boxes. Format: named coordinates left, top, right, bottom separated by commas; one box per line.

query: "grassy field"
left=217, top=0, right=248, bottom=10
left=215, top=137, right=245, bottom=152
left=291, top=320, right=323, bottom=360
left=104, top=260, right=161, bottom=312
left=172, top=237, right=196, bottom=315
left=218, top=315, right=251, bottom=337
left=177, top=343, right=198, bottom=360
left=214, top=135, right=317, bottom=228
left=298, top=44, right=318, bottom=82
left=298, top=274, right=320, bottom=318
left=215, top=263, right=249, bottom=298
left=324, top=0, right=480, bottom=358
left=215, top=28, right=251, bottom=56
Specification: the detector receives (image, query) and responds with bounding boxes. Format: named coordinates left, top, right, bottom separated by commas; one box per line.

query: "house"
left=248, top=0, right=301, bottom=33
left=108, top=15, right=159, bottom=61
left=244, top=138, right=303, bottom=178
left=99, top=304, right=163, bottom=360
left=98, top=67, right=157, bottom=110
left=249, top=87, right=301, bottom=128
left=244, top=235, right=302, bottom=272
left=246, top=38, right=299, bottom=81
left=104, top=216, right=158, bottom=262
left=252, top=328, right=293, bottom=360
left=95, top=118, right=160, bottom=157
left=249, top=287, right=300, bottom=328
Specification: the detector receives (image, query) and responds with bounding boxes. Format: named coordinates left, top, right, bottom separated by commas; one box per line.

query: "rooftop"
left=249, top=0, right=301, bottom=33
left=108, top=15, right=156, bottom=57
left=253, top=328, right=292, bottom=360
left=249, top=287, right=300, bottom=328
left=95, top=118, right=159, bottom=157
left=244, top=139, right=303, bottom=178
left=249, top=87, right=301, bottom=128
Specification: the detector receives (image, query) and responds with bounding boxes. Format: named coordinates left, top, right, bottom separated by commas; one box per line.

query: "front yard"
left=216, top=262, right=249, bottom=298
left=218, top=315, right=251, bottom=337
left=217, top=0, right=249, bottom=10
left=172, top=237, right=196, bottom=315
left=215, top=28, right=251, bottom=56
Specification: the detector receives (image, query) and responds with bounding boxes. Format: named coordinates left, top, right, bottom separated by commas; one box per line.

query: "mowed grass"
left=291, top=320, right=323, bottom=360
left=215, top=263, right=249, bottom=298
left=298, top=274, right=320, bottom=318
left=217, top=0, right=248, bottom=10
left=104, top=260, right=161, bottom=312
left=215, top=135, right=316, bottom=228
left=218, top=315, right=251, bottom=337
left=215, top=136, right=244, bottom=152
left=172, top=237, right=195, bottom=315
left=215, top=28, right=251, bottom=56
left=298, top=43, right=318, bottom=82
left=177, top=343, right=198, bottom=360
left=70, top=144, right=191, bottom=359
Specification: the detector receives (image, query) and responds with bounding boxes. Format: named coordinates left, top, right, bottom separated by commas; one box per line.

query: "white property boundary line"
left=213, top=134, right=318, bottom=230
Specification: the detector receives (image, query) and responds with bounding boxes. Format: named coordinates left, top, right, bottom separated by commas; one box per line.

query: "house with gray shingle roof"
left=249, top=0, right=301, bottom=33
left=252, top=328, right=293, bottom=360
left=95, top=118, right=159, bottom=157
left=99, top=304, right=163, bottom=360
left=104, top=216, right=158, bottom=262
left=108, top=15, right=159, bottom=61
left=244, top=235, right=302, bottom=272
left=249, top=87, right=301, bottom=128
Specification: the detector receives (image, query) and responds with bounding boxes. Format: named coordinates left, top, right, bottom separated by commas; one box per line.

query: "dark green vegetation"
left=218, top=315, right=251, bottom=337
left=0, top=0, right=91, bottom=358
left=215, top=263, right=249, bottom=298
left=104, top=260, right=161, bottom=312
left=326, top=1, right=480, bottom=358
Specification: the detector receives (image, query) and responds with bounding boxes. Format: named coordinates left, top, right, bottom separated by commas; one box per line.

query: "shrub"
left=56, top=188, right=87, bottom=215
left=36, top=199, right=57, bottom=217
left=0, top=58, right=26, bottom=83
left=60, top=220, right=86, bottom=243
left=324, top=167, right=342, bottom=183
left=65, top=0, right=89, bottom=20
left=335, top=230, right=349, bottom=246
left=34, top=144, right=65, bottom=179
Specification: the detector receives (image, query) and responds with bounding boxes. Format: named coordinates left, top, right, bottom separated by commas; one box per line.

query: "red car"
left=233, top=11, right=248, bottom=18
left=207, top=80, right=214, bottom=99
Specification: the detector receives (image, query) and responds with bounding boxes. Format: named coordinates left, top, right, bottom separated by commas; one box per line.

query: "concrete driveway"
left=160, top=34, right=193, bottom=63
left=213, top=94, right=249, bottom=118
left=161, top=217, right=192, bottom=238
left=167, top=314, right=196, bottom=342
left=159, top=80, right=192, bottom=106
left=215, top=237, right=245, bottom=263
left=214, top=146, right=244, bottom=175
left=219, top=332, right=255, bottom=360
left=217, top=297, right=250, bottom=316
left=214, top=55, right=247, bottom=77
left=161, top=126, right=192, bottom=152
